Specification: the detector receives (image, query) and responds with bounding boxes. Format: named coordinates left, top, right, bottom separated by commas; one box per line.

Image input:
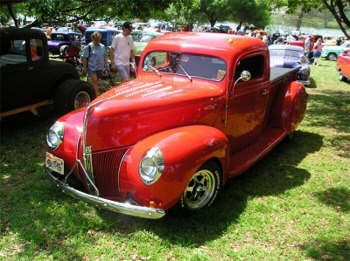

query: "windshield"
left=51, top=34, right=69, bottom=41
left=269, top=49, right=303, bottom=58
left=142, top=52, right=227, bottom=82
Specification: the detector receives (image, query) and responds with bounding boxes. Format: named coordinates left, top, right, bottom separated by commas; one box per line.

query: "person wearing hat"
left=110, top=22, right=135, bottom=83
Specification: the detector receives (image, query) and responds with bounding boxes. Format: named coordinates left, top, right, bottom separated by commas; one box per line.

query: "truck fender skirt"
left=271, top=81, right=307, bottom=132
left=118, top=125, right=229, bottom=210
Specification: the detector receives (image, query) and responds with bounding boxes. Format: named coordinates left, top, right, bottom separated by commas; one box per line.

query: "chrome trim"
left=77, top=159, right=99, bottom=196
left=117, top=149, right=129, bottom=192
left=46, top=168, right=165, bottom=219
left=81, top=92, right=130, bottom=195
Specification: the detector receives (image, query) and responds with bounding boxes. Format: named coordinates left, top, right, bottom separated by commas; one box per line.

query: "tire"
left=54, top=79, right=96, bottom=115
left=59, top=45, right=69, bottom=57
left=180, top=161, right=221, bottom=211
left=339, top=73, right=347, bottom=82
left=327, top=53, right=337, bottom=61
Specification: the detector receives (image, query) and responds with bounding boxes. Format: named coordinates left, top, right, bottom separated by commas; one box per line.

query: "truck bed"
left=270, top=67, right=298, bottom=82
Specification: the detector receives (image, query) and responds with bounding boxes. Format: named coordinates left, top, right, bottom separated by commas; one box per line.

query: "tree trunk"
left=7, top=4, right=18, bottom=27
left=210, top=19, right=217, bottom=28
left=322, top=0, right=350, bottom=39
left=296, top=9, right=304, bottom=30
left=236, top=21, right=242, bottom=31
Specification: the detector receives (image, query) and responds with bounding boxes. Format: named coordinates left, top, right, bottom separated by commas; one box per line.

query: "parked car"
left=45, top=33, right=307, bottom=219
left=0, top=27, right=95, bottom=118
left=131, top=31, right=162, bottom=64
left=321, top=41, right=350, bottom=61
left=48, top=31, right=82, bottom=56
left=336, top=49, right=350, bottom=82
left=269, top=45, right=311, bottom=86
left=85, top=27, right=120, bottom=47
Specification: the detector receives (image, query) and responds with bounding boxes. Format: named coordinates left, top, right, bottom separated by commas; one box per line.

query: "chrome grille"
left=92, top=149, right=127, bottom=196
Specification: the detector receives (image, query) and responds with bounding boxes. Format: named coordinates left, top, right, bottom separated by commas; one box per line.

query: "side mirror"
left=240, top=70, right=251, bottom=82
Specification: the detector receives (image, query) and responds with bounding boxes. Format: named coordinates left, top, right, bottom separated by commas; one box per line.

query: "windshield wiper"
left=178, top=63, right=192, bottom=82
left=149, top=65, right=161, bottom=77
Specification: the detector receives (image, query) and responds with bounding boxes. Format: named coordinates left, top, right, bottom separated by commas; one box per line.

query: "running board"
left=228, top=127, right=287, bottom=176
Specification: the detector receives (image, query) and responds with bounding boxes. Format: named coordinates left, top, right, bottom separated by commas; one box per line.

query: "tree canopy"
left=159, top=0, right=270, bottom=29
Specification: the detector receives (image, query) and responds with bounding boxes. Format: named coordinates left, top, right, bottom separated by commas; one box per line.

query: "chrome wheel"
left=182, top=165, right=219, bottom=210
left=74, top=91, right=91, bottom=109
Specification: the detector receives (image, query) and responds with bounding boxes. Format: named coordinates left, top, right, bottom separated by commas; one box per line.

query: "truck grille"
left=91, top=148, right=127, bottom=196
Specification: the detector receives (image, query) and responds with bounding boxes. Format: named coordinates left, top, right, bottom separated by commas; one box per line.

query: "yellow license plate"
left=46, top=152, right=64, bottom=175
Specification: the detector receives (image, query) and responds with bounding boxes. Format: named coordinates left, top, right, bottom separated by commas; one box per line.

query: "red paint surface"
left=337, top=51, right=350, bottom=79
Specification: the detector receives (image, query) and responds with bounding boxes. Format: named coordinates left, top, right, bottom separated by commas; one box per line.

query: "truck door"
left=226, top=52, right=271, bottom=153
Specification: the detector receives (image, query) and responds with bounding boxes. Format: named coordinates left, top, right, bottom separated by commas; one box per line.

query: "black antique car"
left=0, top=27, right=95, bottom=118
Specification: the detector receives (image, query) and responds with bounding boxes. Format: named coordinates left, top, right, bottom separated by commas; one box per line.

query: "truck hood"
left=85, top=77, right=225, bottom=150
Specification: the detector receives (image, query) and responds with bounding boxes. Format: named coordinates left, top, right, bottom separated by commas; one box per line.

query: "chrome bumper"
left=298, top=80, right=311, bottom=86
left=46, top=168, right=166, bottom=219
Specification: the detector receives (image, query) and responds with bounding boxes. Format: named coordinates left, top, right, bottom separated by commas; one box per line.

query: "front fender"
left=119, top=125, right=229, bottom=210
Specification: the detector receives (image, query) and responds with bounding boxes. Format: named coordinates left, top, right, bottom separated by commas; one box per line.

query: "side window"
left=0, top=39, right=28, bottom=67
left=235, top=55, right=265, bottom=80
left=143, top=52, right=167, bottom=71
left=30, top=39, right=44, bottom=61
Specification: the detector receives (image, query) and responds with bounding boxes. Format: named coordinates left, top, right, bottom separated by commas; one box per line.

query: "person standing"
left=110, top=22, right=135, bottom=83
left=81, top=32, right=107, bottom=96
left=312, top=38, right=323, bottom=66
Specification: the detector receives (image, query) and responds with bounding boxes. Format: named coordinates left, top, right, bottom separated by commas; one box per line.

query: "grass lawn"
left=0, top=59, right=349, bottom=260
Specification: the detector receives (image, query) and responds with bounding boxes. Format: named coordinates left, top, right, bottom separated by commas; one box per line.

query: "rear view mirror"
left=240, top=70, right=251, bottom=82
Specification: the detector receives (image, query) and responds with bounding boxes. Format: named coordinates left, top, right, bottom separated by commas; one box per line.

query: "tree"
left=268, top=0, right=350, bottom=39
left=0, top=0, right=174, bottom=26
left=160, top=0, right=270, bottom=29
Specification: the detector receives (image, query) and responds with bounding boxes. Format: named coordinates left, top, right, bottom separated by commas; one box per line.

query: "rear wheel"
left=327, top=53, right=337, bottom=61
left=54, top=79, right=95, bottom=115
left=180, top=161, right=221, bottom=211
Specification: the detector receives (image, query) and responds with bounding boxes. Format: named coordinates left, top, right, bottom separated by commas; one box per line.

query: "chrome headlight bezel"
left=139, top=147, right=165, bottom=185
left=46, top=122, right=64, bottom=151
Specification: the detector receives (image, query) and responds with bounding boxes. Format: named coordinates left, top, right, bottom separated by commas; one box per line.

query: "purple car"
left=269, top=45, right=311, bottom=86
left=48, top=32, right=82, bottom=56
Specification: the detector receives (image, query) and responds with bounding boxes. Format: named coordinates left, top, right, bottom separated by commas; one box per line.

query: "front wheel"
left=180, top=161, right=221, bottom=211
left=327, top=53, right=337, bottom=61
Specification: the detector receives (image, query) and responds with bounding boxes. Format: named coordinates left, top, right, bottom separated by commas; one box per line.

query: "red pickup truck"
left=337, top=49, right=350, bottom=82
left=45, top=33, right=307, bottom=219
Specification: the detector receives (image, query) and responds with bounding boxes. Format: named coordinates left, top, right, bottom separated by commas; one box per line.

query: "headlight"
left=46, top=122, right=64, bottom=150
left=139, top=147, right=164, bottom=185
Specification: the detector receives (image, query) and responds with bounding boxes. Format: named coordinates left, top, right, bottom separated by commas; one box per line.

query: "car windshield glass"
left=142, top=52, right=227, bottom=82
left=51, top=34, right=69, bottom=41
left=138, top=34, right=155, bottom=43
left=270, top=49, right=303, bottom=58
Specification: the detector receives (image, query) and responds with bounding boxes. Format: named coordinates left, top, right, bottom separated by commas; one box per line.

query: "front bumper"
left=46, top=168, right=165, bottom=219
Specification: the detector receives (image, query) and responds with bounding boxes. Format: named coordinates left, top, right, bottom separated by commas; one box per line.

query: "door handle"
left=262, top=88, right=270, bottom=95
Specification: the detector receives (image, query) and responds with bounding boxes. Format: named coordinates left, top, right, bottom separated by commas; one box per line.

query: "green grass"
left=1, top=59, right=350, bottom=260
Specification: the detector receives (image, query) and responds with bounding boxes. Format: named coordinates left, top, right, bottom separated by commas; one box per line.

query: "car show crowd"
left=30, top=20, right=348, bottom=96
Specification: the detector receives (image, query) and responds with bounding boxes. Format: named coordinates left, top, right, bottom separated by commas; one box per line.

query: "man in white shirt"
left=110, top=22, right=135, bottom=83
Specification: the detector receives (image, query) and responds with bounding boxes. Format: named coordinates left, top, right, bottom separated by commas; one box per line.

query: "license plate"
left=46, top=152, right=64, bottom=175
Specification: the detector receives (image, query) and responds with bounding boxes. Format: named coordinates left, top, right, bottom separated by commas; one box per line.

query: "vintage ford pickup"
left=45, top=33, right=307, bottom=219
